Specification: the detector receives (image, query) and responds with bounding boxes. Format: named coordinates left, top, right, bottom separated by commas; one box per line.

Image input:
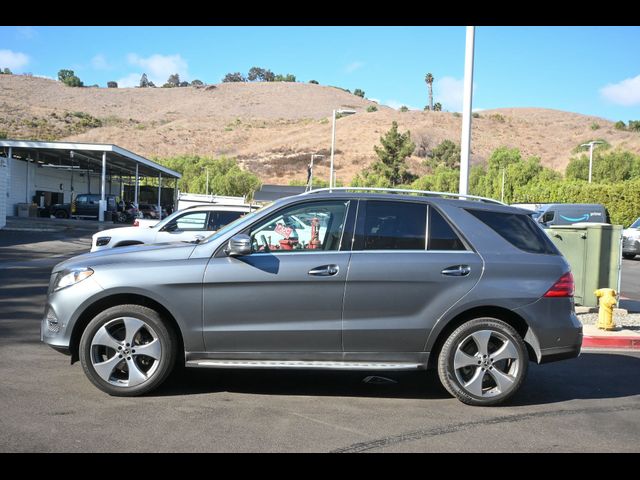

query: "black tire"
left=623, top=253, right=636, bottom=260
left=437, top=318, right=528, bottom=406
left=79, top=304, right=177, bottom=396
left=54, top=210, right=68, bottom=219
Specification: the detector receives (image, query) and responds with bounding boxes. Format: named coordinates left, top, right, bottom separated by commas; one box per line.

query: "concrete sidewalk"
left=582, top=324, right=640, bottom=349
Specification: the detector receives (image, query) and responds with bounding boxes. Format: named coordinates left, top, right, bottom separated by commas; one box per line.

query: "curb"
left=582, top=335, right=640, bottom=349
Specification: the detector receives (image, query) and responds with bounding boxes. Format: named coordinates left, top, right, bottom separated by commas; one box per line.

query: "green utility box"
left=546, top=223, right=622, bottom=307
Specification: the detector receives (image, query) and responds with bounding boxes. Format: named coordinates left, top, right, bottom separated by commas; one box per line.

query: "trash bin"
left=16, top=203, right=31, bottom=218
left=546, top=223, right=622, bottom=307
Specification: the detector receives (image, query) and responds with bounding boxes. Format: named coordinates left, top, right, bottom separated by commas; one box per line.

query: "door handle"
left=441, top=265, right=471, bottom=276
left=308, top=264, right=340, bottom=276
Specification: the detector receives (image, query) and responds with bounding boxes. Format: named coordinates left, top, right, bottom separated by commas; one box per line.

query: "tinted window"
left=209, top=211, right=245, bottom=231
left=467, top=209, right=558, bottom=255
left=363, top=201, right=427, bottom=250
left=428, top=208, right=466, bottom=250
left=76, top=195, right=87, bottom=204
left=250, top=201, right=348, bottom=253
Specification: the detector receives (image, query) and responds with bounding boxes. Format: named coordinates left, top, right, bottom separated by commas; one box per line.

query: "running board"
left=185, top=360, right=422, bottom=371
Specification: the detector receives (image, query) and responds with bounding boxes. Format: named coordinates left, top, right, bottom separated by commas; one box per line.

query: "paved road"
left=1, top=230, right=639, bottom=452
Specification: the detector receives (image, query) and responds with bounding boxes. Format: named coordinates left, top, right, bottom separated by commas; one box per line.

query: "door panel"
left=202, top=252, right=350, bottom=351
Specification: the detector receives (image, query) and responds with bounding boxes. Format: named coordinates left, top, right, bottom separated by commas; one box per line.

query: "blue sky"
left=1, top=26, right=639, bottom=121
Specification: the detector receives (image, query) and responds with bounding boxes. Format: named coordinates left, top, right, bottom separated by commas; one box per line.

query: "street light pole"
left=459, top=25, right=476, bottom=196
left=329, top=109, right=356, bottom=190
left=580, top=141, right=604, bottom=183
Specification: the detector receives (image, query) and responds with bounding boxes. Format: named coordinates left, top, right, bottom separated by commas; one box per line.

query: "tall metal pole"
left=134, top=163, right=139, bottom=205
left=206, top=168, right=209, bottom=196
left=157, top=173, right=162, bottom=220
left=329, top=110, right=337, bottom=190
left=100, top=151, right=106, bottom=222
left=501, top=168, right=506, bottom=203
left=588, top=143, right=594, bottom=184
left=459, top=26, right=476, bottom=196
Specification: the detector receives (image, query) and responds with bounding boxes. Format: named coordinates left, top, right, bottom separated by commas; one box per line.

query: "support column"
left=7, top=147, right=12, bottom=202
left=99, top=151, right=106, bottom=222
left=25, top=156, right=30, bottom=203
left=157, top=173, right=162, bottom=220
left=174, top=178, right=178, bottom=213
left=134, top=164, right=139, bottom=206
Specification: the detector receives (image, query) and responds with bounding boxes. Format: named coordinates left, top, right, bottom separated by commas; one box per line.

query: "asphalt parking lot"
left=1, top=228, right=640, bottom=452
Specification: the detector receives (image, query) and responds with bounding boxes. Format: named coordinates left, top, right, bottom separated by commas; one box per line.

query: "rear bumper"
left=538, top=339, right=582, bottom=364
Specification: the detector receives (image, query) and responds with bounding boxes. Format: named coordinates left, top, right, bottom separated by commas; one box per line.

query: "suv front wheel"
left=79, top=305, right=176, bottom=396
left=437, top=318, right=528, bottom=406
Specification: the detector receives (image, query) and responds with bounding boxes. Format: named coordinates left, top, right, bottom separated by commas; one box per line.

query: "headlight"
left=52, top=268, right=94, bottom=292
left=96, top=236, right=111, bottom=247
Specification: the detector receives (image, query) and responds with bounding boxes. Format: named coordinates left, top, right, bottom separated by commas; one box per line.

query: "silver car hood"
left=53, top=242, right=198, bottom=273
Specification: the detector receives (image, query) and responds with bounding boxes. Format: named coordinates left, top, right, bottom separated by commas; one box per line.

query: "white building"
left=0, top=140, right=181, bottom=228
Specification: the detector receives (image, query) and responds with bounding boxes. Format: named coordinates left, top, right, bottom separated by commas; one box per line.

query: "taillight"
left=133, top=220, right=139, bottom=227
left=544, top=272, right=574, bottom=297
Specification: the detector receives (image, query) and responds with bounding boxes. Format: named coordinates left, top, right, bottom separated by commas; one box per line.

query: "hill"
left=2, top=75, right=639, bottom=184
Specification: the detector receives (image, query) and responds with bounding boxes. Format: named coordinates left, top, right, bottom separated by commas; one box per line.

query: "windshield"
left=631, top=217, right=640, bottom=229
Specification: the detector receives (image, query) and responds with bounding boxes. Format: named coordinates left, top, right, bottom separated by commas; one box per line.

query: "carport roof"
left=0, top=139, right=181, bottom=179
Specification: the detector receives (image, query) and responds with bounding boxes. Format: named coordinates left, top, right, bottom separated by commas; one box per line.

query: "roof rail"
left=299, top=187, right=506, bottom=205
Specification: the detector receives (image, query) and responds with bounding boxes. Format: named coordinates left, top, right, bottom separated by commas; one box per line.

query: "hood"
left=624, top=227, right=640, bottom=237
left=53, top=241, right=197, bottom=273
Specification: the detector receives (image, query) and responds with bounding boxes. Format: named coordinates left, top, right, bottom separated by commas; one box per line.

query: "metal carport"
left=0, top=140, right=181, bottom=223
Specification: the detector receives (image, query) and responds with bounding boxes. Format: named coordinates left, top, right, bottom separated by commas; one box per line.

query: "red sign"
left=275, top=223, right=293, bottom=239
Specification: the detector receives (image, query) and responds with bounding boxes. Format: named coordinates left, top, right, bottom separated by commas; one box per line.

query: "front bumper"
left=41, top=275, right=104, bottom=353
left=623, top=237, right=640, bottom=255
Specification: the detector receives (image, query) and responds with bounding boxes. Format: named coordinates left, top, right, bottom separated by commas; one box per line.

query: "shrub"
left=353, top=88, right=365, bottom=98
left=590, top=122, right=600, bottom=130
left=366, top=105, right=378, bottom=113
left=191, top=79, right=204, bottom=86
left=614, top=120, right=627, bottom=131
left=107, top=81, right=118, bottom=88
left=399, top=106, right=409, bottom=112
left=274, top=73, right=296, bottom=82
left=453, top=112, right=461, bottom=118
left=472, top=112, right=481, bottom=118
left=309, top=79, right=319, bottom=84
left=629, top=120, right=640, bottom=132
left=488, top=113, right=505, bottom=122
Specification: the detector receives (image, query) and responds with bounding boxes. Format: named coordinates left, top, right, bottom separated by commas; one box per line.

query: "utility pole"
left=580, top=141, right=604, bottom=183
left=501, top=168, right=506, bottom=203
left=307, top=154, right=324, bottom=191
left=459, top=26, right=476, bottom=196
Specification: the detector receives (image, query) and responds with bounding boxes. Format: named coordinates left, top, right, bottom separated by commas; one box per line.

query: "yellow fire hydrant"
left=594, top=288, right=617, bottom=331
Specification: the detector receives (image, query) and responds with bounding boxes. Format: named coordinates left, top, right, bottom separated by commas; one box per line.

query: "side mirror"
left=227, top=234, right=252, bottom=256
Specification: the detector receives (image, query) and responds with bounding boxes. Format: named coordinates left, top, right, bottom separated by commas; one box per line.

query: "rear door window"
left=361, top=201, right=427, bottom=250
left=467, top=209, right=559, bottom=255
left=209, top=211, right=245, bottom=231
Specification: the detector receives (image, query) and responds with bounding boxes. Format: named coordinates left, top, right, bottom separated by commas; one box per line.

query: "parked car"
left=534, top=203, right=610, bottom=227
left=114, top=201, right=140, bottom=224
left=43, top=188, right=582, bottom=406
left=138, top=204, right=161, bottom=219
left=90, top=204, right=255, bottom=252
left=50, top=194, right=118, bottom=220
left=622, top=217, right=640, bottom=259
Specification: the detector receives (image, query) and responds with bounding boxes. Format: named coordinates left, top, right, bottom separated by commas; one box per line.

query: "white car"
left=623, top=217, right=640, bottom=259
left=91, top=205, right=256, bottom=252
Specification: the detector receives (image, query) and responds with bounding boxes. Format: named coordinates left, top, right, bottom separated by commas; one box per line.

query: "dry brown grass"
left=2, top=75, right=640, bottom=184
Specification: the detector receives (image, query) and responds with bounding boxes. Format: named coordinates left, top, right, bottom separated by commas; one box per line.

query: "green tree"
left=629, top=120, right=640, bottom=132
left=107, top=81, right=118, bottom=88
left=369, top=121, right=416, bottom=186
left=274, top=73, right=296, bottom=82
left=366, top=105, right=378, bottom=113
left=433, top=102, right=442, bottom=111
left=58, top=69, right=83, bottom=87
left=139, top=73, right=151, bottom=88
left=425, top=139, right=460, bottom=169
left=399, top=105, right=409, bottom=112
left=309, top=79, right=319, bottom=84
left=425, top=73, right=434, bottom=111
left=191, top=79, right=204, bottom=86
left=223, top=72, right=246, bottom=82
left=353, top=88, right=365, bottom=98
left=1, top=68, right=12, bottom=75
left=167, top=73, right=180, bottom=87
left=614, top=120, right=627, bottom=130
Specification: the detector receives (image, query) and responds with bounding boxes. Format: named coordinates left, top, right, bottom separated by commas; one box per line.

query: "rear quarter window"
left=466, top=209, right=559, bottom=255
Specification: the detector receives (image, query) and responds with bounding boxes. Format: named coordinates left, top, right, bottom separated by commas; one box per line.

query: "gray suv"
left=42, top=188, right=582, bottom=406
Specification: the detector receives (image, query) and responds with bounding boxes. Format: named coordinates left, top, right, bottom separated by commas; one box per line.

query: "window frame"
left=214, top=199, right=357, bottom=257
left=164, top=211, right=211, bottom=232
left=352, top=199, right=471, bottom=253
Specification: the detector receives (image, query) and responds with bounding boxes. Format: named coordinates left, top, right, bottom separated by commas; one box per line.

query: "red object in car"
left=279, top=238, right=298, bottom=250
left=133, top=220, right=139, bottom=227
left=543, top=272, right=575, bottom=297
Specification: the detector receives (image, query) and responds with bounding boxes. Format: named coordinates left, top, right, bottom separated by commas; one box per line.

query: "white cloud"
left=91, top=54, right=110, bottom=70
left=126, top=53, right=189, bottom=85
left=435, top=76, right=465, bottom=112
left=345, top=61, right=365, bottom=74
left=0, top=49, right=30, bottom=72
left=116, top=73, right=143, bottom=88
left=600, top=74, right=640, bottom=106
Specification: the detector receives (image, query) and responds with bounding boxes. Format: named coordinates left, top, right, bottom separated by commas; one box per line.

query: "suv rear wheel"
left=79, top=305, right=176, bottom=396
left=437, top=318, right=528, bottom=406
